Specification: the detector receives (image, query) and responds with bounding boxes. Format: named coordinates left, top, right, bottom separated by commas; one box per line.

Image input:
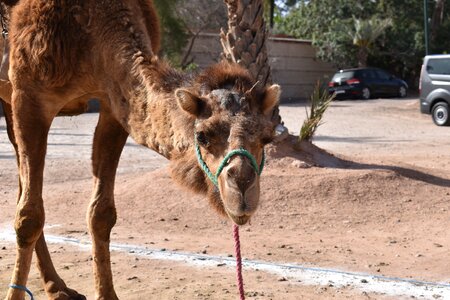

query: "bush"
left=298, top=82, right=334, bottom=143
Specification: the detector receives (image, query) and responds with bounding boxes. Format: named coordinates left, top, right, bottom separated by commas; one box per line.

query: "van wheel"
left=432, top=102, right=450, bottom=126
left=398, top=86, right=407, bottom=98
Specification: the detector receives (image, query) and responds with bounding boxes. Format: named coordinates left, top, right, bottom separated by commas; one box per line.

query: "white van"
left=419, top=54, right=450, bottom=126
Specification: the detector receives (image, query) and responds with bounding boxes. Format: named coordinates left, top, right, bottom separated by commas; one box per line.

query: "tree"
left=351, top=16, right=392, bottom=67
left=428, top=0, right=450, bottom=56
left=220, top=0, right=272, bottom=85
left=430, top=0, right=445, bottom=42
left=154, top=0, right=229, bottom=68
left=220, top=0, right=284, bottom=130
left=276, top=0, right=376, bottom=68
left=153, top=0, right=188, bottom=64
left=276, top=0, right=450, bottom=87
left=176, top=0, right=227, bottom=68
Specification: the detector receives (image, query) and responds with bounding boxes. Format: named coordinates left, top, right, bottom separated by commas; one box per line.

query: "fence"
left=187, top=33, right=336, bottom=101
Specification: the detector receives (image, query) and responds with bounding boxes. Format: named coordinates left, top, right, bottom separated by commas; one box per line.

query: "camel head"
left=175, top=62, right=280, bottom=225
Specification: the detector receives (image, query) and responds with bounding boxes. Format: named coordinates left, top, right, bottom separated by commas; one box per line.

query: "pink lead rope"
left=194, top=135, right=264, bottom=300
left=233, top=224, right=245, bottom=300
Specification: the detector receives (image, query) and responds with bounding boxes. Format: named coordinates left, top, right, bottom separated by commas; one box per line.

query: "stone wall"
left=187, top=33, right=336, bottom=101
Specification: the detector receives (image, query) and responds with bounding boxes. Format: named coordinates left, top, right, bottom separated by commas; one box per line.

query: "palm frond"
left=298, top=81, right=334, bottom=143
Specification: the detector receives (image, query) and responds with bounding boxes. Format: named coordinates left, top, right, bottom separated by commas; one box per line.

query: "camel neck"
left=89, top=5, right=195, bottom=159
left=112, top=59, right=195, bottom=159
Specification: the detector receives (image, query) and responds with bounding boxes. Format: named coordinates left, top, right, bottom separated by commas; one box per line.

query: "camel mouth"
left=226, top=210, right=251, bottom=225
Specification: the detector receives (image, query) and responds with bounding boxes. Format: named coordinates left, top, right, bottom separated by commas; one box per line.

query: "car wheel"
left=398, top=86, right=407, bottom=98
left=432, top=102, right=450, bottom=126
left=361, top=87, right=371, bottom=100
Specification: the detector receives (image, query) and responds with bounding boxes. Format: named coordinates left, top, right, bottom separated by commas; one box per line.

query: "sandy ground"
left=0, top=97, right=449, bottom=299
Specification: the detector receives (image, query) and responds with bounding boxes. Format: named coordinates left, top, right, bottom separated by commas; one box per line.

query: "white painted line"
left=1, top=227, right=449, bottom=299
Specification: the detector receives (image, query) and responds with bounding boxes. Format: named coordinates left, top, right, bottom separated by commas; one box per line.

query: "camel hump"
left=0, top=0, right=19, bottom=6
left=9, top=1, right=88, bottom=87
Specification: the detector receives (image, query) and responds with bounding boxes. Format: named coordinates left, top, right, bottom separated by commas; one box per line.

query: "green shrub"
left=298, top=82, right=334, bottom=143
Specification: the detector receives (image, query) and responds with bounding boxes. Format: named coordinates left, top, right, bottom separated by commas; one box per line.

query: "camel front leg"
left=6, top=91, right=54, bottom=300
left=87, top=108, right=128, bottom=300
left=2, top=99, right=86, bottom=300
left=34, top=233, right=87, bottom=300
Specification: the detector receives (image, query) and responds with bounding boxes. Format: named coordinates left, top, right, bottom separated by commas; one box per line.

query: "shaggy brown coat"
left=1, top=1, right=280, bottom=299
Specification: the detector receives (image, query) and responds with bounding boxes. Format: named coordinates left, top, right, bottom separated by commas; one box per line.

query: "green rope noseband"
left=194, top=133, right=265, bottom=187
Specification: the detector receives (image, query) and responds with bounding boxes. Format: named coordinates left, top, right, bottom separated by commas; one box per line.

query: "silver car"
left=420, top=54, right=450, bottom=126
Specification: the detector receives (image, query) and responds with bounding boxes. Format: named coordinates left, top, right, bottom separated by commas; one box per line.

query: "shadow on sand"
left=267, top=135, right=450, bottom=188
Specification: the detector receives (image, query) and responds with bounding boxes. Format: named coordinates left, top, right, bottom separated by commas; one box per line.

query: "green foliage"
left=276, top=0, right=450, bottom=87
left=298, top=82, right=334, bottom=143
left=183, top=62, right=199, bottom=72
left=153, top=0, right=188, bottom=65
left=276, top=0, right=376, bottom=68
left=352, top=16, right=392, bottom=48
left=369, top=0, right=428, bottom=85
left=263, top=0, right=273, bottom=25
left=351, top=16, right=392, bottom=67
left=433, top=18, right=450, bottom=55
left=153, top=0, right=227, bottom=67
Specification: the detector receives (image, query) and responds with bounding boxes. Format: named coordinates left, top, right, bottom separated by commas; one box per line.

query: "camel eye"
left=197, top=131, right=209, bottom=147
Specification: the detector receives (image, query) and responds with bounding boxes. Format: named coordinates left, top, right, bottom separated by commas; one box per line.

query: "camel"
left=0, top=0, right=280, bottom=299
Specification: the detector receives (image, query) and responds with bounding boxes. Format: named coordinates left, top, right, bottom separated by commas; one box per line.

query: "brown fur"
left=2, top=1, right=280, bottom=299
left=0, top=0, right=18, bottom=6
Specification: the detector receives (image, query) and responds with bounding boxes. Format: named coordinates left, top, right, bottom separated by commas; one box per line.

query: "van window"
left=426, top=58, right=450, bottom=75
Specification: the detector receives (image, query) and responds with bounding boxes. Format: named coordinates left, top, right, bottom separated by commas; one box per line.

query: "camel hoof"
left=48, top=287, right=86, bottom=300
left=51, top=294, right=86, bottom=300
left=69, top=295, right=86, bottom=300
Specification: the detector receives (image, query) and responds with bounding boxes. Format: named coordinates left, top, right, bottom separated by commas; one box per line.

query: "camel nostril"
left=225, top=164, right=256, bottom=194
left=227, top=166, right=237, bottom=178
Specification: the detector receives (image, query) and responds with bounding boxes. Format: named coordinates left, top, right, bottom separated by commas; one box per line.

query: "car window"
left=369, top=70, right=378, bottom=79
left=360, top=70, right=376, bottom=79
left=375, top=70, right=390, bottom=80
left=426, top=58, right=450, bottom=75
left=358, top=70, right=368, bottom=78
left=332, top=71, right=355, bottom=82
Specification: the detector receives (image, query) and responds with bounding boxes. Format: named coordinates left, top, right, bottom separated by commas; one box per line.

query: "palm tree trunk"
left=220, top=0, right=272, bottom=85
left=357, top=47, right=368, bottom=67
left=221, top=0, right=284, bottom=130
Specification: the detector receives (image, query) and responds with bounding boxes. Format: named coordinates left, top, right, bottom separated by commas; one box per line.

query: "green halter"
left=194, top=133, right=265, bottom=187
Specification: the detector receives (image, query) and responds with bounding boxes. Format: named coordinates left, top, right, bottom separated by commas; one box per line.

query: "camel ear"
left=175, top=88, right=204, bottom=117
left=261, top=84, right=281, bottom=115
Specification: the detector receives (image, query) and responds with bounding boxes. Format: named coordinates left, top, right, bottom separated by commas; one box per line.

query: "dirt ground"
left=0, top=97, right=449, bottom=299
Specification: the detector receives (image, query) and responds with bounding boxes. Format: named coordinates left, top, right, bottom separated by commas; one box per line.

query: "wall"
left=0, top=35, right=336, bottom=118
left=188, top=33, right=336, bottom=101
